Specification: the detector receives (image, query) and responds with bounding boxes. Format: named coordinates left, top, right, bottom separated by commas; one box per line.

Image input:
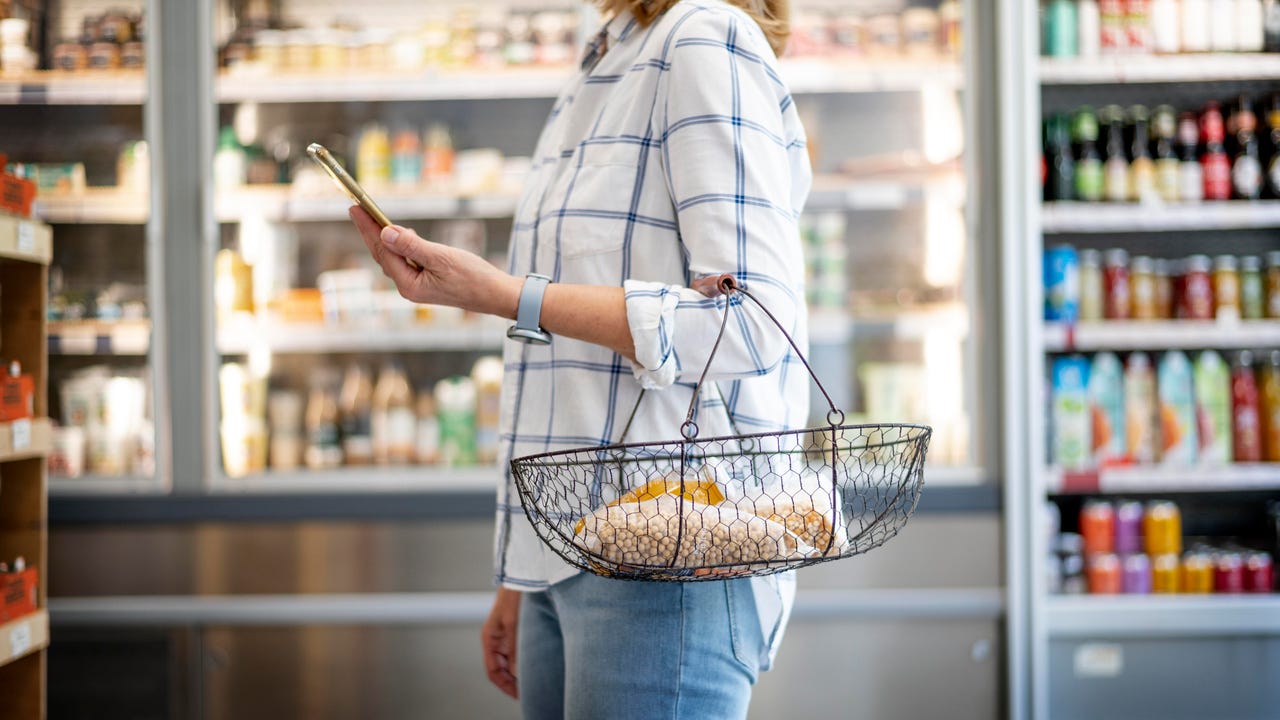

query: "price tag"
left=16, top=221, right=35, bottom=255
left=1073, top=643, right=1123, bottom=678
left=9, top=622, right=31, bottom=657
left=11, top=418, right=31, bottom=451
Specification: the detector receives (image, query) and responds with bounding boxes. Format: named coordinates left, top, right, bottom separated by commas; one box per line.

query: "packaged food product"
left=471, top=356, right=503, bottom=465
left=1180, top=255, right=1214, bottom=320
left=1152, top=553, right=1181, bottom=593
left=1260, top=351, right=1280, bottom=461
left=356, top=123, right=391, bottom=189
left=1267, top=251, right=1280, bottom=318
left=48, top=425, right=86, bottom=478
left=1240, top=255, right=1265, bottom=320
left=1080, top=249, right=1104, bottom=321
left=901, top=8, right=940, bottom=56
left=1129, top=255, right=1157, bottom=319
left=1212, top=254, right=1241, bottom=321
left=1089, top=352, right=1126, bottom=465
left=339, top=363, right=374, bottom=466
left=372, top=362, right=416, bottom=465
left=1121, top=553, right=1152, bottom=594
left=1125, top=352, right=1159, bottom=463
left=1153, top=259, right=1174, bottom=319
left=1157, top=350, right=1198, bottom=464
left=391, top=129, right=423, bottom=188
left=435, top=376, right=477, bottom=467
left=1080, top=500, right=1115, bottom=555
left=1103, top=248, right=1130, bottom=319
left=1052, top=355, right=1092, bottom=469
left=1044, top=244, right=1080, bottom=322
left=1143, top=501, right=1182, bottom=556
left=304, top=368, right=343, bottom=469
left=1231, top=350, right=1263, bottom=462
left=267, top=390, right=304, bottom=471
left=1193, top=350, right=1232, bottom=464
left=1086, top=552, right=1122, bottom=594
left=1181, top=552, right=1214, bottom=593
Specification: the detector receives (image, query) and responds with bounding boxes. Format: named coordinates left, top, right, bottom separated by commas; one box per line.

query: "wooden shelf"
left=0, top=611, right=49, bottom=669
left=0, top=215, right=52, bottom=265
left=1044, top=320, right=1280, bottom=352
left=1040, top=53, right=1280, bottom=85
left=0, top=419, right=51, bottom=463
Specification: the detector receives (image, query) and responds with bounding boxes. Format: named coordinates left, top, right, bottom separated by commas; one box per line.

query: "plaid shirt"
left=495, top=0, right=812, bottom=666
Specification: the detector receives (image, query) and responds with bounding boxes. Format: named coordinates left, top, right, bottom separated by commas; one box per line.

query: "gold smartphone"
left=306, top=142, right=392, bottom=228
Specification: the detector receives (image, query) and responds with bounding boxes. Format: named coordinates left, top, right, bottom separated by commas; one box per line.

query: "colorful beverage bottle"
left=1089, top=352, right=1126, bottom=465
left=1260, top=350, right=1280, bottom=461
left=1053, top=355, right=1093, bottom=469
left=1125, top=352, right=1159, bottom=463
left=1232, top=350, right=1263, bottom=462
left=1193, top=350, right=1232, bottom=464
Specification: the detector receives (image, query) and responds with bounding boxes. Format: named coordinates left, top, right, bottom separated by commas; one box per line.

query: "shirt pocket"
left=550, top=140, right=647, bottom=261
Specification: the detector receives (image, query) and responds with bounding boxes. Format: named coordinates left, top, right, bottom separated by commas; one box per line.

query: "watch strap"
left=507, top=273, right=553, bottom=344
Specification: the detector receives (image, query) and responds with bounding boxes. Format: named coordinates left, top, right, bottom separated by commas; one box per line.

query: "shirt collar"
left=582, top=9, right=636, bottom=72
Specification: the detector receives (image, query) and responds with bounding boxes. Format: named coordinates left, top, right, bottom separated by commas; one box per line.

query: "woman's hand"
left=481, top=587, right=522, bottom=699
left=349, top=206, right=521, bottom=319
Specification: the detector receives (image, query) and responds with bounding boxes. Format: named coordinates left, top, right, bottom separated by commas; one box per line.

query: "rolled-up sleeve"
left=625, top=7, right=811, bottom=389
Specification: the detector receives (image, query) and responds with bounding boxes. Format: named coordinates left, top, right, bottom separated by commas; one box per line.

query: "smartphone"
left=306, top=142, right=392, bottom=228
left=308, top=142, right=420, bottom=269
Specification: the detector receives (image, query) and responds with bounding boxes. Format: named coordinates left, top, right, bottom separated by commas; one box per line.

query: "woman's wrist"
left=473, top=269, right=522, bottom=321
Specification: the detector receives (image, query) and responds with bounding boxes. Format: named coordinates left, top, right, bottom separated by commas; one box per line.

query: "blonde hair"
left=597, top=0, right=791, bottom=57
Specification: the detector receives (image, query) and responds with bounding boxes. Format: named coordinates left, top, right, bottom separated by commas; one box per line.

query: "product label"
left=1155, top=159, right=1180, bottom=201
left=9, top=621, right=31, bottom=658
left=1105, top=158, right=1129, bottom=202
left=1074, top=643, right=1124, bottom=678
left=1075, top=160, right=1104, bottom=201
left=1203, top=154, right=1232, bottom=200
left=16, top=221, right=34, bottom=254
left=10, top=418, right=30, bottom=451
left=1233, top=155, right=1262, bottom=198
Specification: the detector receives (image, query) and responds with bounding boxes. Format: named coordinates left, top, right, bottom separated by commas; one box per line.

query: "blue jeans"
left=517, top=572, right=765, bottom=720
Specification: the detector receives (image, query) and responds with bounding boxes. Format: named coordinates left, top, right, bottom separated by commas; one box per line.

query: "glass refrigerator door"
left=207, top=0, right=985, bottom=489
left=2, top=0, right=160, bottom=492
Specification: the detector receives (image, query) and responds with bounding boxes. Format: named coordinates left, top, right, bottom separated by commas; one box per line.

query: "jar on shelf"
left=1181, top=254, right=1214, bottom=320
left=1080, top=248, right=1104, bottom=321
left=1266, top=250, right=1280, bottom=318
left=1103, top=248, right=1130, bottom=319
left=1129, top=255, right=1157, bottom=320
left=1212, top=254, right=1241, bottom=321
left=1153, top=258, right=1174, bottom=319
left=1240, top=255, right=1265, bottom=320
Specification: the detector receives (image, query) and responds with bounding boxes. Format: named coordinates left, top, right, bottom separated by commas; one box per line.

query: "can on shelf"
left=1081, top=500, right=1116, bottom=555
left=1180, top=551, right=1214, bottom=593
left=1152, top=553, right=1181, bottom=593
left=1087, top=552, right=1122, bottom=594
left=1244, top=552, right=1274, bottom=593
left=1104, top=248, right=1131, bottom=320
left=1181, top=254, right=1214, bottom=320
left=1114, top=501, right=1144, bottom=555
left=1121, top=553, right=1152, bottom=594
left=1143, top=501, right=1182, bottom=556
left=1214, top=551, right=1246, bottom=593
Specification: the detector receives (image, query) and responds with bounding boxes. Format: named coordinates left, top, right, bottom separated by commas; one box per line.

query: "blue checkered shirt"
left=495, top=0, right=812, bottom=667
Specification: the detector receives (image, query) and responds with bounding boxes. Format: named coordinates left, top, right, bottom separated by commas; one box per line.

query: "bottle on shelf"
left=1150, top=0, right=1181, bottom=52
left=1264, top=94, right=1280, bottom=198
left=339, top=362, right=374, bottom=466
left=1154, top=259, right=1175, bottom=318
left=372, top=361, right=416, bottom=465
left=1230, top=96, right=1263, bottom=200
left=1237, top=0, right=1266, bottom=52
left=1072, top=107, right=1105, bottom=202
left=1177, top=111, right=1205, bottom=203
left=1080, top=248, right=1104, bottom=320
left=435, top=375, right=477, bottom=467
left=1088, top=351, right=1125, bottom=465
left=1100, top=0, right=1128, bottom=54
left=1125, top=351, right=1160, bottom=464
left=1209, top=0, right=1237, bottom=51
left=1079, top=0, right=1102, bottom=57
left=304, top=367, right=343, bottom=470
left=1152, top=105, right=1180, bottom=202
left=1101, top=105, right=1130, bottom=202
left=1125, top=0, right=1153, bottom=52
left=1241, top=255, right=1265, bottom=319
left=1181, top=0, right=1212, bottom=51
left=1157, top=350, right=1198, bottom=464
left=1044, top=0, right=1079, bottom=57
left=471, top=357, right=503, bottom=466
left=1266, top=0, right=1280, bottom=52
left=423, top=123, right=455, bottom=189
left=1268, top=251, right=1280, bottom=318
left=1181, top=254, right=1215, bottom=319
left=214, top=126, right=246, bottom=190
left=414, top=390, right=441, bottom=465
left=1259, top=350, right=1280, bottom=461
left=1194, top=350, right=1233, bottom=464
left=1045, top=114, right=1076, bottom=202
left=1231, top=350, right=1264, bottom=462
left=391, top=127, right=423, bottom=189
left=1200, top=102, right=1232, bottom=201
left=1103, top=247, right=1130, bottom=319
left=1129, top=255, right=1157, bottom=319
left=1127, top=106, right=1157, bottom=201
left=356, top=122, right=391, bottom=189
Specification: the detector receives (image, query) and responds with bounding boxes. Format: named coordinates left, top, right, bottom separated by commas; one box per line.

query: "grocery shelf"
left=1041, top=201, right=1280, bottom=233
left=0, top=215, right=53, bottom=265
left=1044, top=320, right=1280, bottom=352
left=217, top=318, right=505, bottom=354
left=1047, top=596, right=1280, bottom=638
left=33, top=190, right=149, bottom=224
left=215, top=60, right=961, bottom=104
left=49, top=475, right=164, bottom=496
left=0, top=611, right=49, bottom=669
left=216, top=465, right=498, bottom=494
left=0, top=71, right=146, bottom=105
left=1040, top=53, right=1280, bottom=85
left=48, top=320, right=151, bottom=356
left=1047, top=463, right=1280, bottom=494
left=0, top=418, right=52, bottom=463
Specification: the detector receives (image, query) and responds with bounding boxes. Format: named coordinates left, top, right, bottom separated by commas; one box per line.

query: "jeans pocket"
left=724, top=580, right=762, bottom=679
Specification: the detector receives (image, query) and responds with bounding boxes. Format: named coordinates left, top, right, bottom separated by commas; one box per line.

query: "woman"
left=351, top=0, right=810, bottom=716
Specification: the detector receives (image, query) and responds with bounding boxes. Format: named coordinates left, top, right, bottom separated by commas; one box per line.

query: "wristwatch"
left=506, top=273, right=553, bottom=345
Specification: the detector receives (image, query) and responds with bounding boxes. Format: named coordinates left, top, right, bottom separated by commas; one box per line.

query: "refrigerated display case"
left=205, top=0, right=993, bottom=494
left=1005, top=1, right=1280, bottom=716
left=0, top=0, right=163, bottom=494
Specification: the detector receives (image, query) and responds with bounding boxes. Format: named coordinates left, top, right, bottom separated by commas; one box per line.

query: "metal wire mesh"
left=509, top=275, right=931, bottom=581
left=511, top=422, right=930, bottom=581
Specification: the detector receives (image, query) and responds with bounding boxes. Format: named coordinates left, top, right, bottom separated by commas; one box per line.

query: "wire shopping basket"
left=510, top=275, right=931, bottom=581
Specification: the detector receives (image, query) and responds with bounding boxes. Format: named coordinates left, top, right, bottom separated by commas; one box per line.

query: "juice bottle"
left=1193, top=350, right=1232, bottom=464
left=356, top=122, right=391, bottom=189
left=1052, top=355, right=1092, bottom=470
left=471, top=356, right=504, bottom=465
left=1259, top=350, right=1280, bottom=461
left=339, top=362, right=374, bottom=466
left=1231, top=350, right=1263, bottom=462
left=1158, top=350, right=1198, bottom=464
left=1089, top=352, right=1126, bottom=465
left=1125, top=352, right=1159, bottom=464
left=372, top=361, right=416, bottom=465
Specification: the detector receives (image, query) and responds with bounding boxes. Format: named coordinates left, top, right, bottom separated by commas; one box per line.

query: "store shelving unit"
left=0, top=213, right=53, bottom=715
left=216, top=317, right=506, bottom=355
left=0, top=71, right=147, bottom=105
left=1013, top=19, right=1280, bottom=716
left=47, top=320, right=151, bottom=356
left=1043, top=320, right=1280, bottom=352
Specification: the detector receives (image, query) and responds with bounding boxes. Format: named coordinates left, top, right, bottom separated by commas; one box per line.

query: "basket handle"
left=680, top=274, right=844, bottom=439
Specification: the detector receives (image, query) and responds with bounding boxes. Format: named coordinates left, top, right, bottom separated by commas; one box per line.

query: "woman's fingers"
left=481, top=614, right=519, bottom=698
